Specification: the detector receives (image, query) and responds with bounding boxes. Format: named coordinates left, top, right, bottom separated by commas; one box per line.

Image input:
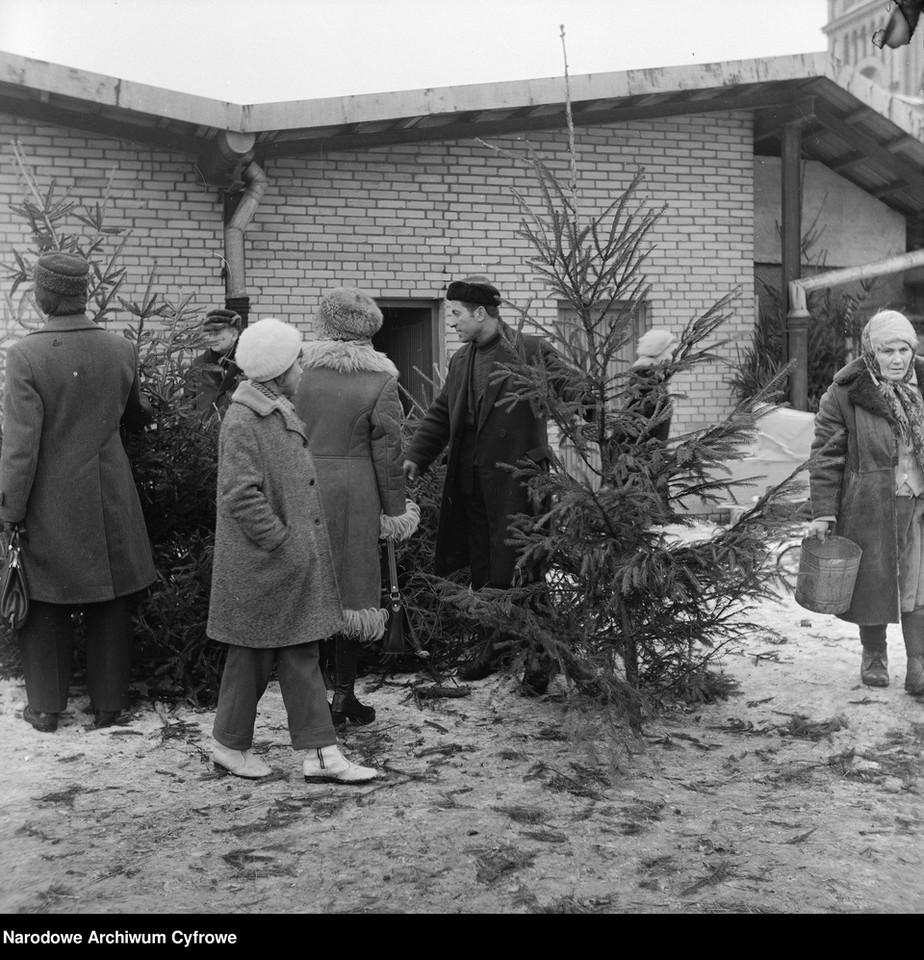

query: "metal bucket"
left=794, top=535, right=863, bottom=615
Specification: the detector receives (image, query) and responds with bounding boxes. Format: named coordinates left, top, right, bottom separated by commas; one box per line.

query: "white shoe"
left=212, top=742, right=272, bottom=779
left=303, top=745, right=379, bottom=783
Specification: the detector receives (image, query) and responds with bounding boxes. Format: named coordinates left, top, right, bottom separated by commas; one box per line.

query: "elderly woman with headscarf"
left=807, top=309, right=924, bottom=697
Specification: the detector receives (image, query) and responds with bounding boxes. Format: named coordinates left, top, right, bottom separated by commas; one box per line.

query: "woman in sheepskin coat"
left=208, top=317, right=377, bottom=783
left=294, top=288, right=418, bottom=728
left=807, top=310, right=924, bottom=698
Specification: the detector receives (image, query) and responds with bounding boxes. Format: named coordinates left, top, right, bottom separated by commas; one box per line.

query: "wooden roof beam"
left=753, top=98, right=817, bottom=142
left=264, top=90, right=799, bottom=159
left=0, top=93, right=202, bottom=154
left=870, top=179, right=910, bottom=199
left=829, top=150, right=866, bottom=172
left=812, top=99, right=924, bottom=198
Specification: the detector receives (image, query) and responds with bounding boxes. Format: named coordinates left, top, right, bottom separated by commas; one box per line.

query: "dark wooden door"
left=372, top=303, right=436, bottom=415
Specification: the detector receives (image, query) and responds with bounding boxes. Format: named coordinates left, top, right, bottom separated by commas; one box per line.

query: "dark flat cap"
left=203, top=308, right=243, bottom=331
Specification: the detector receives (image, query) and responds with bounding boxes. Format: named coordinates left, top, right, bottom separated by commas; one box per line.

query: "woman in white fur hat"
left=607, top=327, right=678, bottom=520
left=626, top=328, right=677, bottom=443
left=294, top=288, right=418, bottom=727
left=207, top=317, right=379, bottom=782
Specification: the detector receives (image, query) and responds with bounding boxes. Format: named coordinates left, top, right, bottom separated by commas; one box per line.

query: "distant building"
left=825, top=0, right=924, bottom=99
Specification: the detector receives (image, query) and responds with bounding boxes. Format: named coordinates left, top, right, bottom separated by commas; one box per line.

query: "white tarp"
left=723, top=403, right=815, bottom=503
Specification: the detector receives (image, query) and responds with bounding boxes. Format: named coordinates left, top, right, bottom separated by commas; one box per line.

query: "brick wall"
left=0, top=109, right=755, bottom=432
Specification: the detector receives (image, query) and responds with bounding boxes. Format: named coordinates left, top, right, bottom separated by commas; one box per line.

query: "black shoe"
left=520, top=668, right=551, bottom=697
left=92, top=710, right=121, bottom=729
left=330, top=692, right=376, bottom=728
left=457, top=657, right=498, bottom=682
left=23, top=705, right=58, bottom=733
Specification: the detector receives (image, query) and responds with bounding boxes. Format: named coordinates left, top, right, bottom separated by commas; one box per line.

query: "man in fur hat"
left=189, top=308, right=244, bottom=419
left=403, top=276, right=586, bottom=695
left=0, top=251, right=156, bottom=732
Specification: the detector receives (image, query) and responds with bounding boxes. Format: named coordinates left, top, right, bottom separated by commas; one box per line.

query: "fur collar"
left=301, top=339, right=398, bottom=378
left=835, top=356, right=924, bottom=421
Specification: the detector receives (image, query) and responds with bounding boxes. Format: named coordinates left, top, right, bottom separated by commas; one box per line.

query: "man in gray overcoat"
left=0, top=252, right=156, bottom=732
left=403, top=276, right=585, bottom=694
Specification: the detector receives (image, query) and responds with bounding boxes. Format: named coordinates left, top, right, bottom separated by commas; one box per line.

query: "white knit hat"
left=235, top=317, right=303, bottom=382
left=632, top=328, right=677, bottom=367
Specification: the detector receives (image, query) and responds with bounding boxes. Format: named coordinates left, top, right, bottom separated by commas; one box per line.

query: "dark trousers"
left=461, top=474, right=548, bottom=671
left=19, top=597, right=134, bottom=714
left=213, top=643, right=337, bottom=751
left=463, top=485, right=494, bottom=592
left=462, top=473, right=512, bottom=591
left=860, top=609, right=924, bottom=657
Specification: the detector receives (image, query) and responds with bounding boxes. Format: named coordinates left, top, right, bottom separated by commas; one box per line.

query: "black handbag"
left=382, top=540, right=418, bottom=655
left=0, top=526, right=29, bottom=631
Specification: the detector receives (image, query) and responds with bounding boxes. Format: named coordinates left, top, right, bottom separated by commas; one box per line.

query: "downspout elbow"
left=225, top=160, right=268, bottom=300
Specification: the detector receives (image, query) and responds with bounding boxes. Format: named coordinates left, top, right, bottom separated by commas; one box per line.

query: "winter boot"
left=457, top=624, right=502, bottom=682
left=906, top=656, right=924, bottom=696
left=303, top=745, right=378, bottom=783
left=859, top=625, right=889, bottom=687
left=520, top=651, right=554, bottom=697
left=330, top=634, right=376, bottom=727
left=860, top=648, right=890, bottom=687
left=212, top=742, right=272, bottom=779
left=457, top=650, right=499, bottom=681
left=901, top=610, right=924, bottom=696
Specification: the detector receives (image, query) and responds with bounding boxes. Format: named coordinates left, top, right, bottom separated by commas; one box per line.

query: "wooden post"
left=781, top=122, right=807, bottom=411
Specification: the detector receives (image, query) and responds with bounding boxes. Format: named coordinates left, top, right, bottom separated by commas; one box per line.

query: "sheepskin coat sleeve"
left=293, top=340, right=409, bottom=640
left=0, top=314, right=155, bottom=604
left=207, top=381, right=344, bottom=648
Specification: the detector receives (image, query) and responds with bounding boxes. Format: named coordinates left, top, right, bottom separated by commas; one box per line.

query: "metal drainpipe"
left=224, top=159, right=268, bottom=326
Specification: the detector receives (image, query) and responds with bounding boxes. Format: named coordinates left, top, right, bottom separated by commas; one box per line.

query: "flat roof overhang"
left=1, top=51, right=923, bottom=217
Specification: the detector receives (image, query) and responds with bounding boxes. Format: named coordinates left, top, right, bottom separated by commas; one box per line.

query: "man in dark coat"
left=0, top=252, right=156, bottom=732
left=403, top=276, right=582, bottom=694
left=189, top=308, right=244, bottom=419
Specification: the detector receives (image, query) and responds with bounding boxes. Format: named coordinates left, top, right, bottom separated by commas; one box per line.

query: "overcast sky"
left=1, top=0, right=834, bottom=103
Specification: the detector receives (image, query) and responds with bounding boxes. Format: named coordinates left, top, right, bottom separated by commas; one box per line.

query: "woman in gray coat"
left=295, top=288, right=418, bottom=728
left=807, top=310, right=924, bottom=698
left=208, top=317, right=378, bottom=782
left=0, top=252, right=156, bottom=732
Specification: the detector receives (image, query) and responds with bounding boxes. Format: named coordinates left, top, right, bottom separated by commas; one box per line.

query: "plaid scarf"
left=250, top=379, right=295, bottom=414
left=861, top=339, right=924, bottom=476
